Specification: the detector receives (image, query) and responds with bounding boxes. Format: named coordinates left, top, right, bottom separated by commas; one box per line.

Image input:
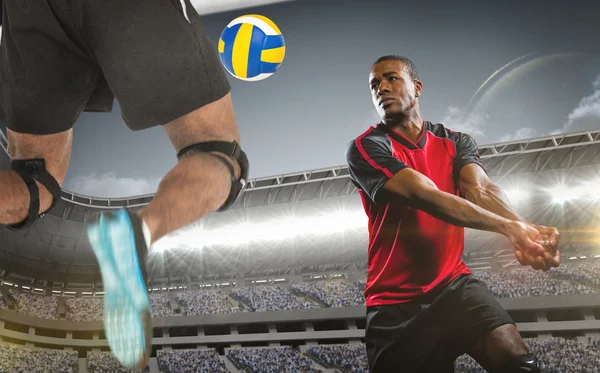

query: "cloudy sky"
left=1, top=0, right=599, bottom=197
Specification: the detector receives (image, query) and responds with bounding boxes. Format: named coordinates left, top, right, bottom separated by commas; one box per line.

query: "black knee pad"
left=497, top=353, right=541, bottom=373
left=6, top=158, right=61, bottom=230
left=176, top=140, right=249, bottom=212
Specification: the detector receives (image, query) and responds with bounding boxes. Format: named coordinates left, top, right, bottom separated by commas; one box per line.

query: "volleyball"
left=218, top=14, right=286, bottom=81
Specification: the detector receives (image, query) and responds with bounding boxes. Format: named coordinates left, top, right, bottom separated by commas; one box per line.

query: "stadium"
left=1, top=0, right=600, bottom=372
left=1, top=119, right=600, bottom=372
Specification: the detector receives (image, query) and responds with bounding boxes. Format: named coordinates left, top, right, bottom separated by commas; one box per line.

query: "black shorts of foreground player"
left=346, top=56, right=561, bottom=373
left=0, top=0, right=248, bottom=370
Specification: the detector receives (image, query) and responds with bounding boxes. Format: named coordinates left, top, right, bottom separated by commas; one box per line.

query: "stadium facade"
left=0, top=129, right=599, bottom=290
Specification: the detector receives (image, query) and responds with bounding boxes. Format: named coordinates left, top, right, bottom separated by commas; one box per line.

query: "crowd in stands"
left=2, top=259, right=600, bottom=319
left=175, top=289, right=243, bottom=316
left=306, top=344, right=368, bottom=373
left=291, top=280, right=364, bottom=307
left=0, top=338, right=598, bottom=372
left=472, top=267, right=599, bottom=298
left=231, top=285, right=319, bottom=312
left=65, top=293, right=175, bottom=322
left=354, top=279, right=367, bottom=291
left=66, top=297, right=103, bottom=322
left=553, top=260, right=600, bottom=288
left=149, top=292, right=176, bottom=318
left=157, top=349, right=228, bottom=373
left=0, top=295, right=6, bottom=310
left=87, top=351, right=147, bottom=373
left=455, top=338, right=600, bottom=372
left=0, top=344, right=78, bottom=373
left=8, top=289, right=58, bottom=320
left=228, top=346, right=322, bottom=373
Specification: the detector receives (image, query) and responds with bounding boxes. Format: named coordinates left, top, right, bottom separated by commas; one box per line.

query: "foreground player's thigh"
left=80, top=0, right=232, bottom=134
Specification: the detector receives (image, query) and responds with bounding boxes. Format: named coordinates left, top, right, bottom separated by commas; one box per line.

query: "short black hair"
left=372, top=55, right=418, bottom=80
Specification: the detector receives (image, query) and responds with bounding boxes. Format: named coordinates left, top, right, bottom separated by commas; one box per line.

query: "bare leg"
left=0, top=129, right=72, bottom=224
left=468, top=324, right=530, bottom=372
left=137, top=93, right=241, bottom=245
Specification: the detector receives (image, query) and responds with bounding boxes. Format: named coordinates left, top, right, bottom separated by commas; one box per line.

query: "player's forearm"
left=0, top=170, right=31, bottom=224
left=411, top=188, right=512, bottom=235
left=462, top=184, right=528, bottom=223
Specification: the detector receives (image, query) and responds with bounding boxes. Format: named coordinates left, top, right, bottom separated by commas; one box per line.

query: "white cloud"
left=441, top=106, right=487, bottom=139
left=497, top=127, right=537, bottom=143
left=563, top=75, right=600, bottom=132
left=65, top=173, right=161, bottom=198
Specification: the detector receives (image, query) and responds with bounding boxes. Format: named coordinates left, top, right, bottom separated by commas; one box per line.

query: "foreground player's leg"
left=468, top=324, right=541, bottom=373
left=0, top=129, right=72, bottom=226
left=81, top=0, right=247, bottom=368
left=138, top=92, right=243, bottom=245
left=86, top=93, right=245, bottom=370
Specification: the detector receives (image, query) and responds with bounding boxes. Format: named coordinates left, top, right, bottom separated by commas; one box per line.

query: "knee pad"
left=177, top=140, right=249, bottom=212
left=497, top=353, right=541, bottom=373
left=7, top=158, right=61, bottom=230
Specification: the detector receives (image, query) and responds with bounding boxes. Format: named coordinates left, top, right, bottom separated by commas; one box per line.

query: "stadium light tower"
left=152, top=209, right=368, bottom=252
left=547, top=183, right=580, bottom=205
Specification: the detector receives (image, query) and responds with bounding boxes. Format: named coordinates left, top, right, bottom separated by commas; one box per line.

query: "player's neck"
left=383, top=112, right=423, bottom=144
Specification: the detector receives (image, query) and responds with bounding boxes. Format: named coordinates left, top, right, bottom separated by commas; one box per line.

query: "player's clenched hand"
left=504, top=221, right=552, bottom=271
left=532, top=224, right=561, bottom=269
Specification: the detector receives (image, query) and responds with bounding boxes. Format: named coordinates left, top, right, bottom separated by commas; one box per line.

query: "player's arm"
left=454, top=134, right=527, bottom=223
left=453, top=134, right=560, bottom=269
left=346, top=135, right=543, bottom=256
left=381, top=167, right=515, bottom=235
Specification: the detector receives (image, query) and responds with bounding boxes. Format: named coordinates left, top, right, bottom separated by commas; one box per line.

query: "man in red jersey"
left=346, top=56, right=560, bottom=373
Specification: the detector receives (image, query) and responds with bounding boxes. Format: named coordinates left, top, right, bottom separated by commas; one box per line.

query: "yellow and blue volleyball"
left=218, top=14, right=286, bottom=81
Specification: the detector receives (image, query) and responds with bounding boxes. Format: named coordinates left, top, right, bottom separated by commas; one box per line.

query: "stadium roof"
left=1, top=129, right=599, bottom=289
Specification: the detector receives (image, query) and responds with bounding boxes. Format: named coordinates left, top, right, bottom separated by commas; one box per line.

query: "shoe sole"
left=87, top=209, right=152, bottom=370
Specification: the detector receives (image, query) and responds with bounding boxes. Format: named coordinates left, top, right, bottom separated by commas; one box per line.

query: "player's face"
left=369, top=60, right=420, bottom=120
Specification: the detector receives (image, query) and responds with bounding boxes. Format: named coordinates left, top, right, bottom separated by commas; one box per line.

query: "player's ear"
left=414, top=80, right=423, bottom=97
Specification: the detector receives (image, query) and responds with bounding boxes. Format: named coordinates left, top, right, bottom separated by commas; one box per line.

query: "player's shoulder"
left=427, top=121, right=474, bottom=143
left=348, top=125, right=388, bottom=148
left=346, top=125, right=390, bottom=159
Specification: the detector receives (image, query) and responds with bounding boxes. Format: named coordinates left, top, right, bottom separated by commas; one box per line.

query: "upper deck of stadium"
left=1, top=128, right=599, bottom=289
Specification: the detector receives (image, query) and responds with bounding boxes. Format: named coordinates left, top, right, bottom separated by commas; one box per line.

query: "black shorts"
left=365, top=274, right=514, bottom=373
left=0, top=0, right=230, bottom=135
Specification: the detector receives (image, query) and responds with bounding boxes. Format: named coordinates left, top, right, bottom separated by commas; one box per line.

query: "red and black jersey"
left=346, top=121, right=486, bottom=306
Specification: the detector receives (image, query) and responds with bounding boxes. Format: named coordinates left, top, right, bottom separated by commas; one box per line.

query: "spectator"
left=228, top=346, right=322, bottom=373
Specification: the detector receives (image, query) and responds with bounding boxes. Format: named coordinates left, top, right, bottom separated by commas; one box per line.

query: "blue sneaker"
left=87, top=208, right=152, bottom=370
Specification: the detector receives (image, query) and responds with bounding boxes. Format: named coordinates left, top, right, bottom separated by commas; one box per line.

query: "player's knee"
left=496, top=353, right=541, bottom=373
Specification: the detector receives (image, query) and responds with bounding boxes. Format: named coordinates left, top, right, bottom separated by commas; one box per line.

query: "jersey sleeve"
left=346, top=135, right=408, bottom=203
left=453, top=133, right=486, bottom=182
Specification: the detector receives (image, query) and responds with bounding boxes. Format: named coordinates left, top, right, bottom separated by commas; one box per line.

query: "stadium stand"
left=2, top=260, right=600, bottom=372
left=8, top=289, right=58, bottom=320
left=175, top=289, right=244, bottom=316
left=455, top=338, right=600, bottom=372
left=228, top=346, right=323, bottom=373
left=471, top=266, right=600, bottom=298
left=7, top=260, right=600, bottom=321
left=66, top=297, right=103, bottom=322
left=157, top=349, right=229, bottom=373
left=87, top=351, right=147, bottom=373
left=149, top=292, right=176, bottom=318
left=291, top=280, right=364, bottom=307
left=230, top=285, right=320, bottom=312
left=0, top=344, right=78, bottom=373
left=305, top=344, right=369, bottom=373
